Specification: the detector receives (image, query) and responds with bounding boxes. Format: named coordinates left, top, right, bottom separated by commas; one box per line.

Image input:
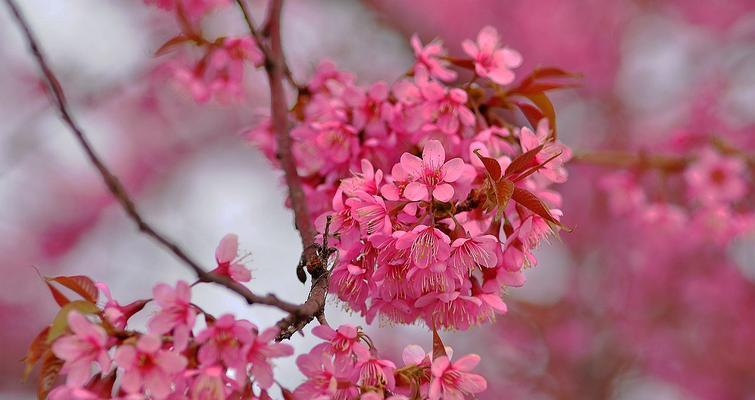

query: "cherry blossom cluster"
left=28, top=235, right=298, bottom=399
left=248, top=27, right=573, bottom=330
left=294, top=324, right=486, bottom=400
left=146, top=0, right=264, bottom=102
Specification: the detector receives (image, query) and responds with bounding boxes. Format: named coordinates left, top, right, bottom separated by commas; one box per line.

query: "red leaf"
left=523, top=92, right=556, bottom=137
left=494, top=179, right=515, bottom=219
left=511, top=187, right=561, bottom=226
left=280, top=387, right=296, bottom=400
left=432, top=328, right=447, bottom=360
left=23, top=327, right=50, bottom=381
left=37, top=350, right=62, bottom=400
left=155, top=34, right=192, bottom=56
left=473, top=149, right=502, bottom=181
left=516, top=82, right=580, bottom=94
left=445, top=57, right=474, bottom=69
left=47, top=275, right=98, bottom=303
left=514, top=102, right=545, bottom=129
left=514, top=66, right=581, bottom=92
left=45, top=282, right=70, bottom=308
left=505, top=145, right=543, bottom=177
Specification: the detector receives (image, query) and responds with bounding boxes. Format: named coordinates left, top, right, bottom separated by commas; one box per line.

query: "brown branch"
left=235, top=0, right=331, bottom=340
left=4, top=0, right=306, bottom=316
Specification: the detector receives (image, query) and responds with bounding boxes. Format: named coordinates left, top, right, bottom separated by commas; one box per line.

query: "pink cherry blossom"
left=148, top=280, right=196, bottom=351
left=246, top=327, right=294, bottom=389
left=410, top=35, right=457, bottom=82
left=312, top=324, right=371, bottom=367
left=395, top=225, right=452, bottom=270
left=51, top=311, right=111, bottom=387
left=462, top=26, right=522, bottom=85
left=114, top=334, right=188, bottom=399
left=685, top=149, right=747, bottom=205
left=213, top=233, right=252, bottom=283
left=429, top=354, right=487, bottom=400
left=449, top=234, right=499, bottom=274
left=400, top=140, right=464, bottom=202
left=196, top=314, right=254, bottom=369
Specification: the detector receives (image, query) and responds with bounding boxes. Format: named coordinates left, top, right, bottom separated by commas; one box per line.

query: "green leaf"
left=46, top=300, right=99, bottom=344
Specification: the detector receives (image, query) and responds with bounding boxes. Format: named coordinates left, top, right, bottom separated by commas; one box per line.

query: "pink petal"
left=402, top=345, right=426, bottom=366
left=114, top=346, right=136, bottom=369
left=215, top=233, right=238, bottom=263
left=431, top=356, right=450, bottom=377
left=422, top=140, right=446, bottom=170
left=441, top=158, right=464, bottom=182
left=477, top=26, right=499, bottom=53
left=454, top=354, right=481, bottom=371
left=461, top=40, right=479, bottom=58
left=404, top=182, right=429, bottom=201
left=156, top=350, right=187, bottom=374
left=432, top=183, right=454, bottom=202
left=400, top=153, right=424, bottom=177
left=137, top=334, right=161, bottom=353
left=459, top=372, right=488, bottom=394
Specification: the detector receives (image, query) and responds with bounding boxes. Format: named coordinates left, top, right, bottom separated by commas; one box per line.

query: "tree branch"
left=235, top=0, right=331, bottom=340
left=3, top=0, right=305, bottom=317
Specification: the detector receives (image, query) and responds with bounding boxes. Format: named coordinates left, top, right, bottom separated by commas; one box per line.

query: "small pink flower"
left=395, top=225, right=452, bottom=270
left=294, top=349, right=360, bottom=400
left=685, top=148, right=747, bottom=205
left=51, top=311, right=111, bottom=387
left=347, top=192, right=392, bottom=237
left=48, top=386, right=99, bottom=400
left=429, top=88, right=476, bottom=134
left=196, top=314, right=254, bottom=369
left=429, top=353, right=487, bottom=400
left=312, top=324, right=371, bottom=367
left=411, top=34, right=457, bottom=82
left=400, top=140, right=464, bottom=202
left=449, top=235, right=499, bottom=274
left=115, top=334, right=187, bottom=399
left=519, top=119, right=571, bottom=183
left=148, top=281, right=196, bottom=351
left=96, top=282, right=148, bottom=330
left=358, top=357, right=396, bottom=391
left=213, top=233, right=252, bottom=283
left=462, top=26, right=522, bottom=85
left=246, top=327, right=294, bottom=389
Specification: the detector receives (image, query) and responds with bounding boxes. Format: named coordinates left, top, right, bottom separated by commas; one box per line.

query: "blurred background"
left=1, top=0, right=754, bottom=398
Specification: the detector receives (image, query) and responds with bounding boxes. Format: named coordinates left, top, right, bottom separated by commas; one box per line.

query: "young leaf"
left=45, top=282, right=70, bottom=308
left=511, top=187, right=561, bottom=226
left=523, top=92, right=556, bottom=136
left=23, top=327, right=50, bottom=381
left=432, top=328, right=447, bottom=360
left=473, top=149, right=502, bottom=181
left=37, top=350, right=63, bottom=400
left=46, top=300, right=99, bottom=344
left=47, top=275, right=98, bottom=303
left=505, top=144, right=543, bottom=177
left=495, top=179, right=515, bottom=219
left=155, top=34, right=191, bottom=56
left=514, top=102, right=545, bottom=129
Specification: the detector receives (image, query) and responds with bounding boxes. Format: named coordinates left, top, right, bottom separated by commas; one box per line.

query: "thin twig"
left=3, top=0, right=305, bottom=316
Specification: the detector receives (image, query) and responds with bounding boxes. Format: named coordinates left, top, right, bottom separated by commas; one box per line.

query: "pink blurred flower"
left=429, top=353, right=487, bottom=399
left=114, top=334, right=187, bottom=399
left=148, top=281, right=196, bottom=351
left=51, top=311, right=111, bottom=387
left=196, top=314, right=254, bottom=369
left=685, top=149, right=747, bottom=205
left=312, top=324, right=371, bottom=367
left=400, top=140, right=464, bottom=202
left=462, top=26, right=522, bottom=85
left=212, top=233, right=252, bottom=283
left=411, top=34, right=457, bottom=82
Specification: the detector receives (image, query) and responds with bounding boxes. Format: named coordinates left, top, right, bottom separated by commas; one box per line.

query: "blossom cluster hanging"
left=248, top=29, right=573, bottom=330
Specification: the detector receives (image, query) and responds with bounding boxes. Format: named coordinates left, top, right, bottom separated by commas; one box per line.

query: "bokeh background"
left=1, top=0, right=754, bottom=398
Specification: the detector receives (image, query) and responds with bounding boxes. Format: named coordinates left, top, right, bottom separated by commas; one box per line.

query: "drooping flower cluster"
left=146, top=0, right=264, bottom=102
left=248, top=28, right=573, bottom=330
left=28, top=235, right=294, bottom=399
left=294, top=324, right=487, bottom=400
